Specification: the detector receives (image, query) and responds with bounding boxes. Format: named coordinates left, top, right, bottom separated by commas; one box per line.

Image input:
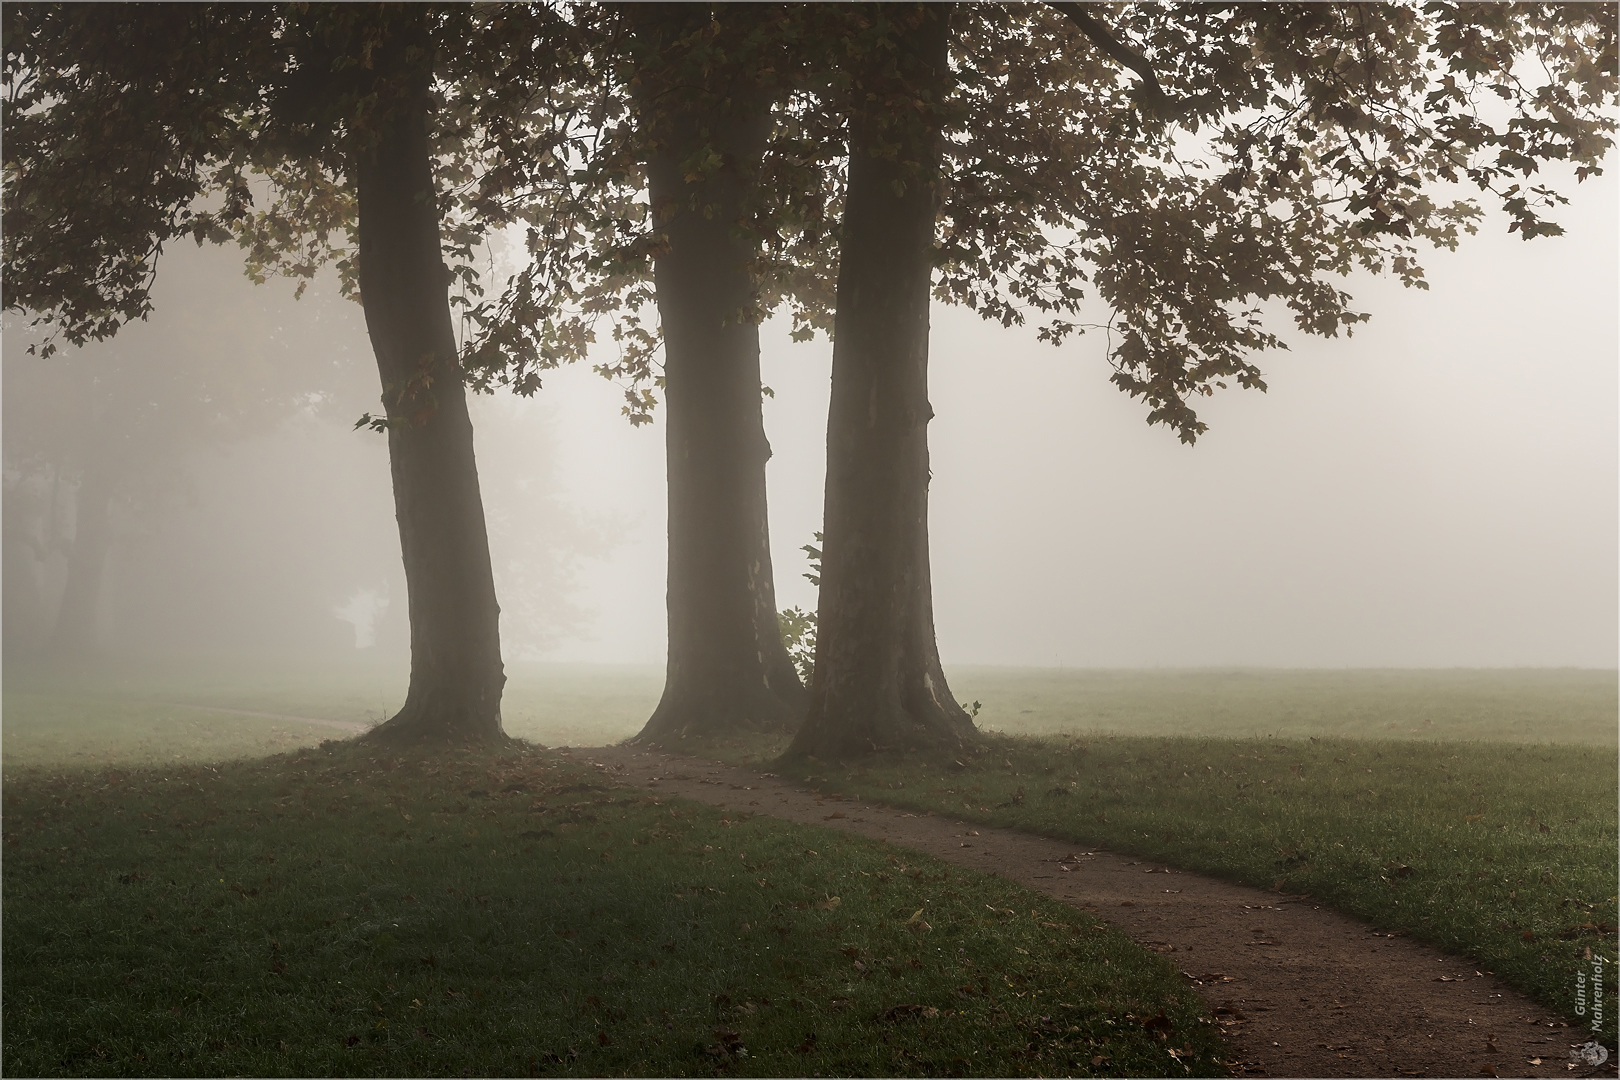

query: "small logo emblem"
left=1570, top=1040, right=1610, bottom=1067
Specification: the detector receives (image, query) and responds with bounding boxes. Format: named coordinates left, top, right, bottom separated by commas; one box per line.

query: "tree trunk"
left=47, top=463, right=112, bottom=659
left=4, top=478, right=53, bottom=660
left=631, top=8, right=807, bottom=744
left=786, top=4, right=977, bottom=761
left=354, top=17, right=506, bottom=747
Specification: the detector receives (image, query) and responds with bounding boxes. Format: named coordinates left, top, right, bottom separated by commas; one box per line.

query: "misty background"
left=4, top=169, right=1614, bottom=675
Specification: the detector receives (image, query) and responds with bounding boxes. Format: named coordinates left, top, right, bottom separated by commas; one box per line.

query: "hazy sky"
left=7, top=170, right=1614, bottom=671
left=542, top=168, right=1618, bottom=669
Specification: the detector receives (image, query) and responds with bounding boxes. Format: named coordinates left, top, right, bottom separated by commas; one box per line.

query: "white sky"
left=536, top=169, right=1618, bottom=668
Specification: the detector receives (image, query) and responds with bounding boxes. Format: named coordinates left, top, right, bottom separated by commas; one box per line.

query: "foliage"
left=9, top=6, right=1611, bottom=442
left=777, top=533, right=825, bottom=684
left=420, top=2, right=1620, bottom=441
left=1, top=5, right=587, bottom=378
left=1, top=743, right=1224, bottom=1076
left=933, top=3, right=1618, bottom=440
left=777, top=607, right=818, bottom=687
left=1, top=5, right=275, bottom=355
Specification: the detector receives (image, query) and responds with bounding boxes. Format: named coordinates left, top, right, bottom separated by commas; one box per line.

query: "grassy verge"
left=2, top=743, right=1225, bottom=1077
left=757, top=732, right=1617, bottom=1047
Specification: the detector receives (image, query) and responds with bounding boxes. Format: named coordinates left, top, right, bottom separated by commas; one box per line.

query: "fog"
left=4, top=171, right=1614, bottom=674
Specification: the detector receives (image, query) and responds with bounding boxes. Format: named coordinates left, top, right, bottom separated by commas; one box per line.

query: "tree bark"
left=47, top=463, right=112, bottom=659
left=786, top=4, right=978, bottom=761
left=631, top=7, right=808, bottom=744
left=354, top=16, right=506, bottom=747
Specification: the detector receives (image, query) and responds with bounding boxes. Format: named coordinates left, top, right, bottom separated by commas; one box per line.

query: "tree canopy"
left=463, top=3, right=1615, bottom=443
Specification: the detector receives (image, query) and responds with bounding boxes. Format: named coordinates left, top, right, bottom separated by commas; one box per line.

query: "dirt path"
left=573, top=744, right=1604, bottom=1079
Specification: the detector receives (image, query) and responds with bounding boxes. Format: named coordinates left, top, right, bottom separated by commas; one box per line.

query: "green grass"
left=0, top=692, right=343, bottom=768
left=7, top=664, right=1613, bottom=1070
left=947, top=667, right=1619, bottom=747
left=2, top=743, right=1224, bottom=1077
left=769, top=732, right=1619, bottom=1048
left=1, top=661, right=664, bottom=768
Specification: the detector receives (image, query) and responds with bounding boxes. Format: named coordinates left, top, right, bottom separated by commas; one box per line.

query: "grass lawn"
left=1, top=741, right=1223, bottom=1077
left=945, top=667, right=1619, bottom=747
left=738, top=733, right=1618, bottom=1049
left=0, top=660, right=667, bottom=768
left=12, top=664, right=1610, bottom=771
left=6, top=663, right=1614, bottom=1070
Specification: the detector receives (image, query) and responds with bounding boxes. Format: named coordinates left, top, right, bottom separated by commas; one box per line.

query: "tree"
left=786, top=4, right=978, bottom=760
left=3, top=4, right=580, bottom=743
left=625, top=7, right=810, bottom=742
left=460, top=5, right=840, bottom=744
left=786, top=1, right=1616, bottom=760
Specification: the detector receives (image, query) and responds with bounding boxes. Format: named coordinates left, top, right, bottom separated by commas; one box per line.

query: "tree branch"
left=1047, top=2, right=1171, bottom=116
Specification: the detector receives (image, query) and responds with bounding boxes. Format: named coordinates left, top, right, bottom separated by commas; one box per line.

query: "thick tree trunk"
left=631, top=8, right=807, bottom=744
left=47, top=464, right=112, bottom=658
left=354, top=19, right=505, bottom=747
left=786, top=4, right=977, bottom=761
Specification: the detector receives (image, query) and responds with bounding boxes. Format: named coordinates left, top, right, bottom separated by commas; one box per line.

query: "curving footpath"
left=573, top=744, right=1607, bottom=1079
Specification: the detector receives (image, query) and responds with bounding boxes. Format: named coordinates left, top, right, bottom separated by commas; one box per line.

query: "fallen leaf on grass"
left=879, top=1003, right=939, bottom=1022
left=816, top=896, right=841, bottom=911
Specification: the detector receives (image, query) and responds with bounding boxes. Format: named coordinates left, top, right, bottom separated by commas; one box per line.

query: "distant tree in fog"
left=2, top=251, right=370, bottom=661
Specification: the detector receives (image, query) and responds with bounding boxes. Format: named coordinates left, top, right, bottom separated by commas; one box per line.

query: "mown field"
left=2, top=668, right=1220, bottom=1078
left=5, top=663, right=1615, bottom=1071
left=5, top=663, right=1612, bottom=770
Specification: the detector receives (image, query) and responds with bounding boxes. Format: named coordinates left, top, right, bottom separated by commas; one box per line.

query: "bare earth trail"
left=574, top=744, right=1602, bottom=1079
